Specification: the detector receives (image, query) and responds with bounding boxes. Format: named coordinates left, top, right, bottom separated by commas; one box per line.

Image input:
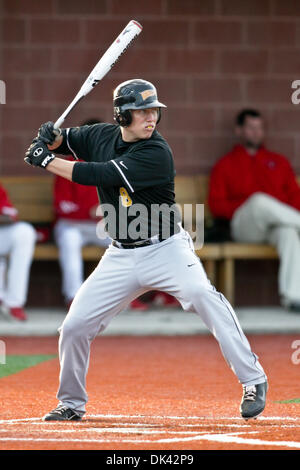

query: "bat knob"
left=24, top=157, right=32, bottom=166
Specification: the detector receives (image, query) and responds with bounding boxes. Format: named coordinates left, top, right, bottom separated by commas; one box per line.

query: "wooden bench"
left=173, top=174, right=221, bottom=285
left=2, top=174, right=299, bottom=305
left=219, top=243, right=278, bottom=305
left=1, top=175, right=54, bottom=223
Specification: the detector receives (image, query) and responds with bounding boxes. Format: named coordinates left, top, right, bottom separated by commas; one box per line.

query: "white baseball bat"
left=54, top=19, right=143, bottom=129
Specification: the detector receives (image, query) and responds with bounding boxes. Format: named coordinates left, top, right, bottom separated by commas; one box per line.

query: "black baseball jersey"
left=56, top=123, right=181, bottom=243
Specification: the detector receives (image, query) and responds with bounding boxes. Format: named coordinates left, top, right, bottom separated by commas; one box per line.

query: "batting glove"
left=38, top=121, right=62, bottom=145
left=24, top=139, right=56, bottom=169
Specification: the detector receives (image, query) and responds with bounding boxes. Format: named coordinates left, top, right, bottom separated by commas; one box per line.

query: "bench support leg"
left=203, top=259, right=216, bottom=287
left=219, top=258, right=235, bottom=306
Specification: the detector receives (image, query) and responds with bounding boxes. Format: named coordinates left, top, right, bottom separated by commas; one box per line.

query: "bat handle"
left=24, top=157, right=32, bottom=165
left=54, top=93, right=84, bottom=129
left=54, top=116, right=65, bottom=129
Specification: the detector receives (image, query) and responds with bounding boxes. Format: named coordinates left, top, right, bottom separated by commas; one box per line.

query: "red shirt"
left=54, top=158, right=100, bottom=221
left=0, top=184, right=18, bottom=221
left=208, top=145, right=300, bottom=220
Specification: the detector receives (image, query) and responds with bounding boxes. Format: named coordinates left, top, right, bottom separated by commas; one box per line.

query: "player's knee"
left=180, top=283, right=208, bottom=303
left=60, top=318, right=87, bottom=341
left=56, top=228, right=82, bottom=249
left=274, top=225, right=298, bottom=241
left=247, top=192, right=275, bottom=212
left=12, top=222, right=37, bottom=245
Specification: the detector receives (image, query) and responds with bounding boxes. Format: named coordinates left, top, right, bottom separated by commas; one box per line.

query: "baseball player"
left=25, top=79, right=268, bottom=422
left=0, top=183, right=36, bottom=321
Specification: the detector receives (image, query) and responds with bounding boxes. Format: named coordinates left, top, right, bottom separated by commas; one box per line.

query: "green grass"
left=0, top=354, right=57, bottom=379
left=275, top=399, right=300, bottom=404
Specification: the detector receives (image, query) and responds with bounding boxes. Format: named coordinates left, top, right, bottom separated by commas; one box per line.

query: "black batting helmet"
left=113, top=79, right=167, bottom=127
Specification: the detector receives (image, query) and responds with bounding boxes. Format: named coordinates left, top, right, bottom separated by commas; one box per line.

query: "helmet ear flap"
left=114, top=107, right=162, bottom=127
left=156, top=108, right=162, bottom=124
left=114, top=110, right=132, bottom=127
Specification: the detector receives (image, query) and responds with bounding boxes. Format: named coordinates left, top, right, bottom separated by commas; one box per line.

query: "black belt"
left=112, top=237, right=161, bottom=249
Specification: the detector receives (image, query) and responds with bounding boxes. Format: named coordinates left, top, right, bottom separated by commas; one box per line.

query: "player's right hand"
left=24, top=138, right=56, bottom=169
left=38, top=121, right=62, bottom=145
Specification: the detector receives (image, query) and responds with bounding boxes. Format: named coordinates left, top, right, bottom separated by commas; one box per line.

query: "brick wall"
left=1, top=0, right=300, bottom=176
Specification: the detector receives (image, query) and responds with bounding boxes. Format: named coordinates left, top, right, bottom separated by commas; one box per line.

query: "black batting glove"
left=24, top=139, right=56, bottom=169
left=38, top=121, right=62, bottom=145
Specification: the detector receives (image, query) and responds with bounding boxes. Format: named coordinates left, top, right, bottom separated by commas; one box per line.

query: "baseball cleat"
left=240, top=381, right=268, bottom=420
left=130, top=298, right=149, bottom=311
left=0, top=304, right=27, bottom=321
left=9, top=307, right=27, bottom=321
left=43, top=405, right=82, bottom=422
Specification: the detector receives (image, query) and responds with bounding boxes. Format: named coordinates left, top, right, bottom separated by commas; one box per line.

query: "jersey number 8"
left=119, top=187, right=132, bottom=207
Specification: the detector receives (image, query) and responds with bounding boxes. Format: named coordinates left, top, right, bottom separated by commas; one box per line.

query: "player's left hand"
left=38, top=121, right=62, bottom=145
left=24, top=139, right=56, bottom=169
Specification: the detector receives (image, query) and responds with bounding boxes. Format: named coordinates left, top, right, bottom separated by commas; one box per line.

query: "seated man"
left=0, top=183, right=36, bottom=321
left=208, top=109, right=300, bottom=312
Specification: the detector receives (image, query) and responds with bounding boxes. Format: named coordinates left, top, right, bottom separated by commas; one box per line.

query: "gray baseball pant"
left=57, top=229, right=267, bottom=415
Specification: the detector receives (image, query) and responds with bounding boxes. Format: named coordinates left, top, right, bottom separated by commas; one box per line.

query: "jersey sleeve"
left=0, top=185, right=18, bottom=220
left=109, top=143, right=174, bottom=193
left=55, top=124, right=106, bottom=161
left=72, top=143, right=174, bottom=193
left=53, top=174, right=79, bottom=217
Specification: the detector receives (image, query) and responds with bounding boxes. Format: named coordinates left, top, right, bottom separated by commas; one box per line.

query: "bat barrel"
left=53, top=20, right=143, bottom=129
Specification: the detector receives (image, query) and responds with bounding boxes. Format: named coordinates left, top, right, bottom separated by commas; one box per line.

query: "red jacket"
left=208, top=145, right=300, bottom=220
left=0, top=184, right=18, bottom=221
left=53, top=158, right=100, bottom=221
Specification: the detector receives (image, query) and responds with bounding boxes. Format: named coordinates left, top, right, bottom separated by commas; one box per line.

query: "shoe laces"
left=52, top=405, right=69, bottom=415
left=243, top=385, right=257, bottom=401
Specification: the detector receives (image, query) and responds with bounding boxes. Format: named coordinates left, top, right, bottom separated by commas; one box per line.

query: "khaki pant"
left=231, top=192, right=300, bottom=304
left=54, top=219, right=111, bottom=302
left=0, top=222, right=36, bottom=307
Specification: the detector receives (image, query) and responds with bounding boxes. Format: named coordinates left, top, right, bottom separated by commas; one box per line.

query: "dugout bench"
left=2, top=174, right=297, bottom=306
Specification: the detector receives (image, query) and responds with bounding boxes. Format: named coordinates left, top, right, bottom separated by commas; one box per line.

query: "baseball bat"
left=53, top=19, right=143, bottom=129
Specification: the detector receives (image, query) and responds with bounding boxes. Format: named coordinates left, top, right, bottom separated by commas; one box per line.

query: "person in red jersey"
left=53, top=119, right=111, bottom=307
left=208, top=109, right=300, bottom=312
left=0, top=183, right=36, bottom=321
